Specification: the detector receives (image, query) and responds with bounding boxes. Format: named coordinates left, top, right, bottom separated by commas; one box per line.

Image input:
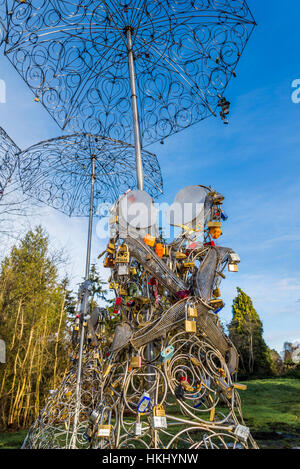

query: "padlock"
left=97, top=407, right=112, bottom=438
left=119, top=286, right=128, bottom=296
left=152, top=406, right=167, bottom=429
left=164, top=246, right=170, bottom=257
left=112, top=297, right=122, bottom=315
left=228, top=263, right=239, bottom=272
left=185, top=302, right=197, bottom=333
left=130, top=267, right=137, bottom=275
left=106, top=240, right=116, bottom=255
left=234, top=424, right=250, bottom=442
left=228, top=252, right=240, bottom=264
left=155, top=243, right=165, bottom=258
left=212, top=288, right=221, bottom=298
left=116, top=245, right=129, bottom=263
left=134, top=413, right=142, bottom=436
left=118, top=264, right=130, bottom=276
left=161, top=345, right=174, bottom=363
left=209, top=299, right=224, bottom=309
left=137, top=392, right=151, bottom=413
left=134, top=296, right=150, bottom=305
left=104, top=256, right=115, bottom=268
left=130, top=356, right=142, bottom=368
left=144, top=234, right=156, bottom=247
left=183, top=261, right=195, bottom=269
left=187, top=304, right=198, bottom=318
left=175, top=251, right=187, bottom=259
left=153, top=405, right=166, bottom=417
left=109, top=282, right=119, bottom=289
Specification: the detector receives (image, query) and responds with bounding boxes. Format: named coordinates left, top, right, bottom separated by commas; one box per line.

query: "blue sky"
left=0, top=1, right=300, bottom=352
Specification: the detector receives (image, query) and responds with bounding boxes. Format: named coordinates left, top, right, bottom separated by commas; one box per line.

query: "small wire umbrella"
left=17, top=132, right=163, bottom=447
left=4, top=0, right=256, bottom=190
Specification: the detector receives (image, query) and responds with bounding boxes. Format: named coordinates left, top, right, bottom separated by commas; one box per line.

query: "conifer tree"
left=0, top=226, right=69, bottom=430
left=228, top=287, right=273, bottom=378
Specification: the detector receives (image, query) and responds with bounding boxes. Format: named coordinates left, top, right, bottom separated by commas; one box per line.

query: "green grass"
left=1, top=378, right=299, bottom=449
left=0, top=430, right=27, bottom=449
left=240, top=378, right=300, bottom=433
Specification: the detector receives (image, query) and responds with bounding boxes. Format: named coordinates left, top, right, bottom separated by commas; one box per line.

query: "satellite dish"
left=119, top=190, right=157, bottom=230
left=166, top=185, right=208, bottom=227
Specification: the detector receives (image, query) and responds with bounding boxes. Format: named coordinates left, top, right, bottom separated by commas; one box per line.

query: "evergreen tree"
left=0, top=226, right=69, bottom=430
left=228, top=287, right=273, bottom=378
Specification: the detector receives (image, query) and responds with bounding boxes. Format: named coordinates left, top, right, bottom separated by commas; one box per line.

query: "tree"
left=0, top=226, right=69, bottom=430
left=228, top=287, right=273, bottom=378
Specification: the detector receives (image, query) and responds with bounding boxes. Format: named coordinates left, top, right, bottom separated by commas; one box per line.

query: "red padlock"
left=113, top=297, right=122, bottom=315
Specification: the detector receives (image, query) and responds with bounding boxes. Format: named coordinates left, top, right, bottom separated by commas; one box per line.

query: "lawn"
left=0, top=378, right=299, bottom=449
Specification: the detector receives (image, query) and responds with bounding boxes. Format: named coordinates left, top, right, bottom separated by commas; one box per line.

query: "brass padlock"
left=130, top=356, right=142, bottom=368
left=119, top=286, right=128, bottom=296
left=212, top=288, right=221, bottom=298
left=228, top=263, right=239, bottom=272
left=185, top=320, right=197, bottom=333
left=187, top=305, right=198, bottom=318
left=185, top=302, right=197, bottom=333
left=175, top=252, right=187, bottom=259
left=153, top=405, right=166, bottom=417
left=106, top=241, right=116, bottom=255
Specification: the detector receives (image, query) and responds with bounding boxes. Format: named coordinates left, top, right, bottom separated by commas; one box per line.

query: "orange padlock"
left=144, top=234, right=156, bottom=247
left=155, top=243, right=164, bottom=258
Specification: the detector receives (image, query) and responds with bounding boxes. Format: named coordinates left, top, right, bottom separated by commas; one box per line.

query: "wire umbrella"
left=4, top=0, right=255, bottom=189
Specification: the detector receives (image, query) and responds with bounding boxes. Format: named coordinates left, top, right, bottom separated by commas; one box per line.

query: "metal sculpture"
left=23, top=185, right=258, bottom=449
left=7, top=0, right=257, bottom=451
left=0, top=126, right=20, bottom=198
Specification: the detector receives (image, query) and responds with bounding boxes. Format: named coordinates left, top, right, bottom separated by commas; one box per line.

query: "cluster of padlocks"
left=22, top=185, right=258, bottom=449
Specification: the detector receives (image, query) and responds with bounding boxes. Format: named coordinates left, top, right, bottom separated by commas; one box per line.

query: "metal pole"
left=126, top=27, right=144, bottom=191
left=71, top=155, right=96, bottom=448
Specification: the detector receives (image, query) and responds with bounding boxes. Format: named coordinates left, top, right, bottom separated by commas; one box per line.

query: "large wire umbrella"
left=0, top=126, right=20, bottom=198
left=4, top=0, right=255, bottom=190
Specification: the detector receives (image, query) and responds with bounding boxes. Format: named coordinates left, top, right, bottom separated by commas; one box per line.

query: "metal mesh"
left=195, top=246, right=234, bottom=300
left=110, top=322, right=133, bottom=353
left=126, top=237, right=187, bottom=295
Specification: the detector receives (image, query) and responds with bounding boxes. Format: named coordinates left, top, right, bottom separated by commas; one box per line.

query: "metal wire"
left=17, top=133, right=163, bottom=217
left=3, top=0, right=256, bottom=145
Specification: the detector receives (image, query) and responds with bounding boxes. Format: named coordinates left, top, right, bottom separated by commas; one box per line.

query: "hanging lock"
left=183, top=261, right=195, bottom=269
left=151, top=405, right=167, bottom=429
left=137, top=392, right=151, bottom=413
left=160, top=345, right=174, bottom=363
left=118, top=264, right=130, bottom=276
left=119, top=286, right=128, bottom=296
left=185, top=302, right=197, bottom=333
left=234, top=424, right=250, bottom=442
left=228, top=263, right=239, bottom=272
left=104, top=257, right=115, bottom=268
left=134, top=413, right=142, bottom=436
left=106, top=240, right=116, bottom=255
left=97, top=407, right=112, bottom=438
left=130, top=356, right=142, bottom=368
left=116, top=244, right=130, bottom=263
